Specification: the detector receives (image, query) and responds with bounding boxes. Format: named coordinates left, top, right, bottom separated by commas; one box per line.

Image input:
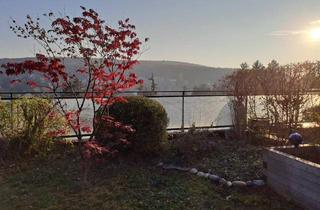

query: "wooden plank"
left=267, top=173, right=320, bottom=210
left=263, top=149, right=320, bottom=177
left=264, top=155, right=320, bottom=186
left=264, top=147, right=320, bottom=210
left=264, top=149, right=320, bottom=172
left=265, top=165, right=320, bottom=195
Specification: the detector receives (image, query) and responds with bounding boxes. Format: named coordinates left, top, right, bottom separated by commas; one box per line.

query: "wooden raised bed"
left=263, top=145, right=320, bottom=210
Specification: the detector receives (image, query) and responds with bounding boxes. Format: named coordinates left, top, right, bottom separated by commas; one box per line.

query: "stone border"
left=157, top=162, right=265, bottom=188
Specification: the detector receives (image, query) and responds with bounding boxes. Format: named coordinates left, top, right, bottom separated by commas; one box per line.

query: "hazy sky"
left=1, top=0, right=320, bottom=67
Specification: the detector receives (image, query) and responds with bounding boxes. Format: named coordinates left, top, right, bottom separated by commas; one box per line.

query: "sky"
left=1, top=0, right=320, bottom=68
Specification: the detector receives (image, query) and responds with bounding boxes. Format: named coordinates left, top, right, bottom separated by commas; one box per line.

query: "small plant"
left=170, top=131, right=217, bottom=162
left=188, top=122, right=197, bottom=134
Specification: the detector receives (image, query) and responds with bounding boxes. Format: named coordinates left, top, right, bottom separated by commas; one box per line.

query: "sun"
left=310, top=27, right=320, bottom=41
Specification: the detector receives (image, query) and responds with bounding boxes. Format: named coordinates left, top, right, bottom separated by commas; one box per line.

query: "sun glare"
left=310, top=27, right=320, bottom=41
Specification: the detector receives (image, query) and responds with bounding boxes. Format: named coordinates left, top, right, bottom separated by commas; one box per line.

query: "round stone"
left=253, top=180, right=265, bottom=187
left=208, top=174, right=220, bottom=182
left=189, top=168, right=198, bottom=174
left=246, top=181, right=253, bottom=187
left=175, top=166, right=190, bottom=171
left=232, top=181, right=247, bottom=187
left=197, top=172, right=206, bottom=177
left=219, top=178, right=227, bottom=185
left=227, top=181, right=232, bottom=187
left=204, top=173, right=210, bottom=178
left=157, top=162, right=164, bottom=167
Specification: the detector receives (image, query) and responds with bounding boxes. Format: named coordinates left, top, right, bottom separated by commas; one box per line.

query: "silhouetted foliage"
left=224, top=60, right=317, bottom=139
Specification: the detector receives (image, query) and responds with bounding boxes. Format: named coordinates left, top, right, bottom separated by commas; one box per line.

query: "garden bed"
left=0, top=134, right=302, bottom=210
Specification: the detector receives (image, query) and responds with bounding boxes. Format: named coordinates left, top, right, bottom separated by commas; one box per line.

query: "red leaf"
left=26, top=81, right=38, bottom=88
left=77, top=68, right=86, bottom=74
left=10, top=79, right=22, bottom=85
left=81, top=126, right=92, bottom=133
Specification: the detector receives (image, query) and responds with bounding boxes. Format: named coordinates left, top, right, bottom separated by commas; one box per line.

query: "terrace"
left=1, top=3, right=320, bottom=209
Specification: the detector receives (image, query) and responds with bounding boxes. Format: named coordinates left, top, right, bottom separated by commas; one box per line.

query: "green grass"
left=0, top=138, right=302, bottom=210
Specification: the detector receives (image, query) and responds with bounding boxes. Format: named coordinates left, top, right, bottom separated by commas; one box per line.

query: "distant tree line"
left=224, top=60, right=320, bottom=139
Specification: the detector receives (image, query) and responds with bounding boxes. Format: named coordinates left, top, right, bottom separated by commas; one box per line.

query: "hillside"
left=132, top=60, right=235, bottom=91
left=0, top=58, right=235, bottom=92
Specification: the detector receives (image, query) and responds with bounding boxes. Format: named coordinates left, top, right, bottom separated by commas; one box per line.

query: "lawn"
left=0, top=133, right=302, bottom=210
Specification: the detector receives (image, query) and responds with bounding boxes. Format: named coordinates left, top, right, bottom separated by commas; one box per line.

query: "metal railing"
left=0, top=90, right=234, bottom=138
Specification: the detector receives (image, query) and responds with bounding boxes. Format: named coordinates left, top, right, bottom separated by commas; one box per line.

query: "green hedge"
left=96, top=96, right=169, bottom=155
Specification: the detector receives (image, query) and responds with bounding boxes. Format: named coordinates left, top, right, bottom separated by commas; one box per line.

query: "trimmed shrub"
left=0, top=97, right=69, bottom=157
left=96, top=96, right=169, bottom=155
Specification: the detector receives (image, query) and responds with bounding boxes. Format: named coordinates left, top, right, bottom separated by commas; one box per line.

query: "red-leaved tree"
left=0, top=6, right=147, bottom=177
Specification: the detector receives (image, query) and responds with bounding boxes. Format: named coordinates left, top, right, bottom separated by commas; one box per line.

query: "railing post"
left=181, top=91, right=185, bottom=132
left=10, top=93, right=13, bottom=130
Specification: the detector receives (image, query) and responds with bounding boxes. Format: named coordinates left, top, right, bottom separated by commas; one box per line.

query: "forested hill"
left=0, top=58, right=235, bottom=92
